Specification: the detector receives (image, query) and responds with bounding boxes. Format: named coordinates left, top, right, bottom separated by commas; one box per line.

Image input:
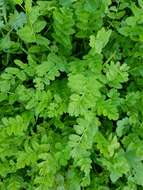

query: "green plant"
left=0, top=0, right=143, bottom=189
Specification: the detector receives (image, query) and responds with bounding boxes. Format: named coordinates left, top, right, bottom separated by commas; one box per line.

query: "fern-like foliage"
left=0, top=0, right=143, bottom=190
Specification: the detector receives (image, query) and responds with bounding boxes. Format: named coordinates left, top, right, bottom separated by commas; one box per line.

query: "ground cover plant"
left=1, top=0, right=143, bottom=189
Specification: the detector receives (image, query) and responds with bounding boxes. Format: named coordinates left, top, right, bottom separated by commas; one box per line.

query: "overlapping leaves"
left=0, top=0, right=143, bottom=189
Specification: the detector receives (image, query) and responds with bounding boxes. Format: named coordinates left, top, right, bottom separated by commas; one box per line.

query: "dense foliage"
left=0, top=0, right=143, bottom=189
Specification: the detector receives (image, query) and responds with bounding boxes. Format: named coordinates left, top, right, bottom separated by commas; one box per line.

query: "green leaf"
left=0, top=80, right=10, bottom=93
left=33, top=19, right=47, bottom=33
left=108, top=135, right=120, bottom=157
left=17, top=25, right=36, bottom=43
left=59, top=0, right=76, bottom=7
left=138, top=0, right=143, bottom=9
left=104, top=61, right=129, bottom=89
left=36, top=53, right=67, bottom=80
left=9, top=11, right=27, bottom=31
left=89, top=28, right=112, bottom=54
left=12, top=0, right=23, bottom=5
left=36, top=35, right=50, bottom=47
left=116, top=117, right=130, bottom=137
left=25, top=0, right=32, bottom=13
left=2, top=112, right=33, bottom=136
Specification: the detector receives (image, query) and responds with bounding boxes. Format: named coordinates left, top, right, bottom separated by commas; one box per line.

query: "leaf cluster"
left=0, top=0, right=143, bottom=189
